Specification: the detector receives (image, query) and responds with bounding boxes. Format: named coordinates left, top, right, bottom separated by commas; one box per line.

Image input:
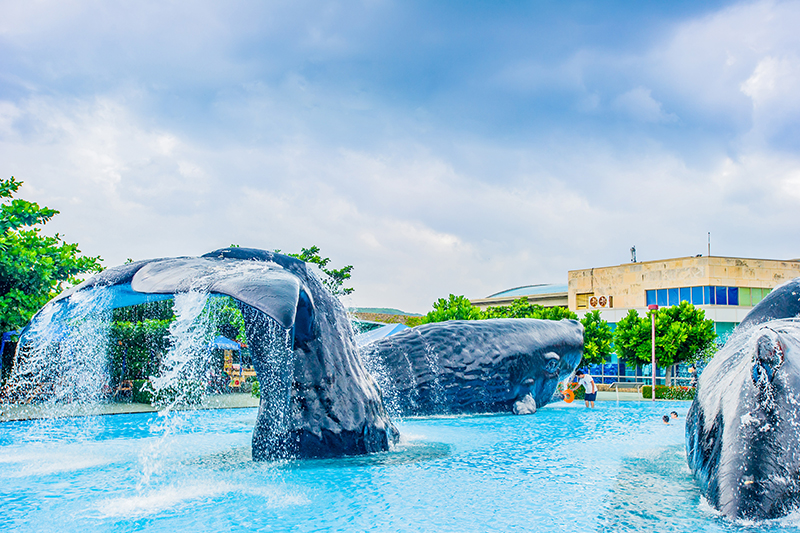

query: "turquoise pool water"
left=0, top=401, right=796, bottom=532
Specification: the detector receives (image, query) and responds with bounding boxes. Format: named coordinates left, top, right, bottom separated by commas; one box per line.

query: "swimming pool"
left=0, top=401, right=795, bottom=532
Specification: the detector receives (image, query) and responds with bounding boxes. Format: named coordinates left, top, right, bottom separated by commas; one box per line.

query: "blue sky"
left=2, top=0, right=800, bottom=312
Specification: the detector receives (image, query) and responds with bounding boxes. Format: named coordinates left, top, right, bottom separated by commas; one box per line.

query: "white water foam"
left=0, top=448, right=111, bottom=477
left=95, top=482, right=308, bottom=519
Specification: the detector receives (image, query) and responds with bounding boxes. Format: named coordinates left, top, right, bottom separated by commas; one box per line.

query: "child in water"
left=662, top=415, right=670, bottom=424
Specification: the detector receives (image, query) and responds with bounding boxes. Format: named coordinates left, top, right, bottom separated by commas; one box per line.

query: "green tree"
left=0, top=177, right=102, bottom=333
left=613, top=301, right=717, bottom=384
left=284, top=245, right=354, bottom=296
left=484, top=297, right=578, bottom=321
left=580, top=310, right=614, bottom=366
left=421, top=294, right=483, bottom=323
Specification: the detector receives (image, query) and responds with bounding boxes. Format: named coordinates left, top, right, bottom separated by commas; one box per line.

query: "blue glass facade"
left=644, top=286, right=753, bottom=307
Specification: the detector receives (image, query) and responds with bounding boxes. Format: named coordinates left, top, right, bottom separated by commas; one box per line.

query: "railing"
left=583, top=363, right=696, bottom=387
left=580, top=373, right=694, bottom=387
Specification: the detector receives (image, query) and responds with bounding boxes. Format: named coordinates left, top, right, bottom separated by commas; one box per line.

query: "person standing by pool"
left=574, top=370, right=597, bottom=408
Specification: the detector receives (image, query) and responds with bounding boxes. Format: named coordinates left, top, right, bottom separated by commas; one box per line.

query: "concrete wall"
left=568, top=256, right=800, bottom=310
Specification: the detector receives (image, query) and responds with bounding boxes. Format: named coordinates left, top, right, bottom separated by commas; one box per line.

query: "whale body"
left=19, top=248, right=398, bottom=459
left=687, top=278, right=800, bottom=519
left=360, top=318, right=583, bottom=416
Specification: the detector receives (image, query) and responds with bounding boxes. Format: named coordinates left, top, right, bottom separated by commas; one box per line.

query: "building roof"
left=486, top=284, right=568, bottom=298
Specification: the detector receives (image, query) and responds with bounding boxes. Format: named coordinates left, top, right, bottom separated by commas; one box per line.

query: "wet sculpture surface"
left=30, top=248, right=398, bottom=460
left=686, top=278, right=800, bottom=519
left=360, top=318, right=584, bottom=416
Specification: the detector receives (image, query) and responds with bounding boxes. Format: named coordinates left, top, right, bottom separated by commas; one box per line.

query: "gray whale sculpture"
left=360, top=318, right=583, bottom=416
left=23, top=248, right=398, bottom=460
left=686, top=278, right=800, bottom=519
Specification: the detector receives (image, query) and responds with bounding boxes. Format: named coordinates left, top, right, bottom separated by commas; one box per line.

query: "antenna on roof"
left=630, top=246, right=637, bottom=263
left=708, top=232, right=711, bottom=257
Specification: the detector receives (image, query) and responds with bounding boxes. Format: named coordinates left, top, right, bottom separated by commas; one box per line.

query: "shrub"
left=641, top=385, right=696, bottom=400
left=150, top=380, right=205, bottom=408
left=130, top=378, right=204, bottom=407
left=132, top=379, right=152, bottom=404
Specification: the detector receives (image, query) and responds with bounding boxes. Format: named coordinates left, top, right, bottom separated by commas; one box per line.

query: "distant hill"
left=349, top=307, right=423, bottom=326
left=348, top=307, right=422, bottom=317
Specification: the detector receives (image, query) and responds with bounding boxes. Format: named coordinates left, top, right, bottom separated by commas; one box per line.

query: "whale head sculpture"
left=687, top=277, right=800, bottom=519
left=19, top=248, right=398, bottom=460
left=360, top=318, right=583, bottom=416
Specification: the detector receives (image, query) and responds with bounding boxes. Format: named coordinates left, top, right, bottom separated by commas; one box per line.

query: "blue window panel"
left=705, top=286, right=713, bottom=305
left=715, top=286, right=727, bottom=305
left=680, top=287, right=691, bottom=303
left=657, top=289, right=668, bottom=307
left=728, top=286, right=739, bottom=306
left=668, top=288, right=679, bottom=306
left=692, top=286, right=703, bottom=305
left=646, top=290, right=656, bottom=306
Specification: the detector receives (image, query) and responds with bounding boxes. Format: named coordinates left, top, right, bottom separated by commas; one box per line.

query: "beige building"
left=471, top=254, right=800, bottom=374
left=568, top=255, right=800, bottom=329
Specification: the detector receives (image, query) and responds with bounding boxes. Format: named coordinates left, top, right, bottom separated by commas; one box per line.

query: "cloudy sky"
left=2, top=0, right=800, bottom=313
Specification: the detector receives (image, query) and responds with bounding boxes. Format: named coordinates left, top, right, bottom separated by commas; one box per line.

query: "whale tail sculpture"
left=9, top=248, right=398, bottom=460
left=687, top=277, right=800, bottom=520
left=360, top=318, right=583, bottom=416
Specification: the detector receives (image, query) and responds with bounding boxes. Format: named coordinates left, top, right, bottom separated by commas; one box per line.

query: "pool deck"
left=0, top=390, right=683, bottom=422
left=597, top=390, right=646, bottom=401
left=0, top=393, right=260, bottom=422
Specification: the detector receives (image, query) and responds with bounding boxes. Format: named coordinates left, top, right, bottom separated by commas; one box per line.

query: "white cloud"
left=650, top=0, right=800, bottom=126
left=613, top=87, right=677, bottom=123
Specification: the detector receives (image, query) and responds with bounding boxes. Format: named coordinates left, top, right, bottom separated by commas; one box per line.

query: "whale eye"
left=751, top=331, right=785, bottom=387
left=543, top=352, right=560, bottom=374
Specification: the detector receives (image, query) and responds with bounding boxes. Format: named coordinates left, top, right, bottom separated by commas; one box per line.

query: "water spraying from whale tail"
left=147, top=291, right=212, bottom=409
left=4, top=288, right=113, bottom=409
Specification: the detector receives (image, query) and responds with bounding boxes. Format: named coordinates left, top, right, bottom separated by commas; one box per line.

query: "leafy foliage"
left=109, top=319, right=172, bottom=381
left=0, top=177, right=102, bottom=332
left=641, top=385, right=696, bottom=400
left=421, top=294, right=483, bottom=323
left=613, top=301, right=717, bottom=368
left=484, top=298, right=578, bottom=321
left=580, top=310, right=614, bottom=366
left=285, top=245, right=354, bottom=296
left=107, top=297, right=247, bottom=383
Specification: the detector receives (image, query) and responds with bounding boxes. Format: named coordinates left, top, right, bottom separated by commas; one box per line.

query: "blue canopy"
left=209, top=335, right=241, bottom=350
left=355, top=323, right=409, bottom=347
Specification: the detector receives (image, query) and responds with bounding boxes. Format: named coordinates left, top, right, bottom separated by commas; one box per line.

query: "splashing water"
left=147, top=291, right=213, bottom=410
left=5, top=288, right=112, bottom=408
left=421, top=335, right=446, bottom=413
left=137, top=291, right=217, bottom=490
left=240, top=304, right=294, bottom=458
left=359, top=342, right=411, bottom=419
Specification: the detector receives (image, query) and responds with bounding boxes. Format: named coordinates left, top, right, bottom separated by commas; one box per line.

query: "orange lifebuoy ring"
left=563, top=389, right=575, bottom=403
